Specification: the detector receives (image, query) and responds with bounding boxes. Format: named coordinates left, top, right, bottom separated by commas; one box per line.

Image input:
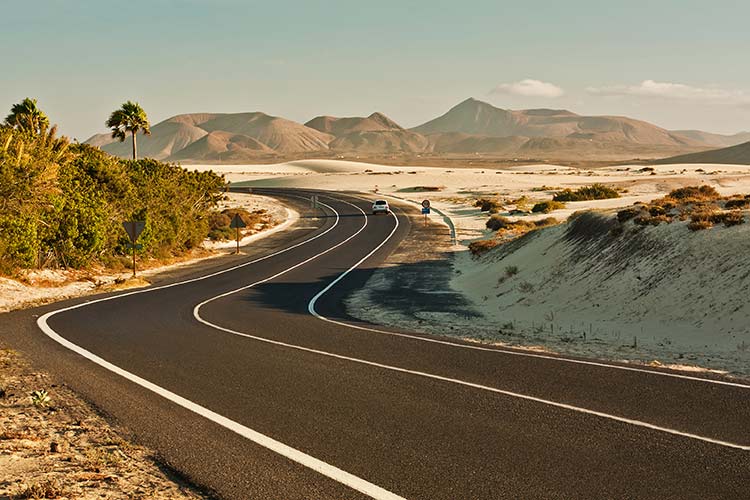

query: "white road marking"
left=38, top=195, right=406, bottom=500
left=194, top=195, right=750, bottom=451
left=36, top=191, right=750, bottom=500
left=311, top=200, right=750, bottom=390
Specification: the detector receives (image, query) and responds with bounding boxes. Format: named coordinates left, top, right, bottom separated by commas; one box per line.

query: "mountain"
left=305, top=112, right=403, bottom=136
left=669, top=130, right=750, bottom=148
left=329, top=130, right=428, bottom=153
left=411, top=98, right=701, bottom=147
left=84, top=99, right=747, bottom=162
left=654, top=141, right=750, bottom=165
left=169, top=131, right=275, bottom=162
left=89, top=120, right=208, bottom=160
left=86, top=112, right=332, bottom=160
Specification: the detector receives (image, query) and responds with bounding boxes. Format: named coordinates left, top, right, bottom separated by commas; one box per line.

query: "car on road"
left=372, top=199, right=390, bottom=215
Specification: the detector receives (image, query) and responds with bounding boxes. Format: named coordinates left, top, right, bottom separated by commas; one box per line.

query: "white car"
left=372, top=199, right=390, bottom=215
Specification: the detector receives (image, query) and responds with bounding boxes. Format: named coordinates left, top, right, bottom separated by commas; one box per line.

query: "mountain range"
left=85, top=98, right=750, bottom=163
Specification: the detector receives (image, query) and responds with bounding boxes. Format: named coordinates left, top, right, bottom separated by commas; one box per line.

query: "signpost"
left=229, top=213, right=246, bottom=254
left=421, top=199, right=431, bottom=226
left=311, top=194, right=319, bottom=209
left=122, top=221, right=146, bottom=277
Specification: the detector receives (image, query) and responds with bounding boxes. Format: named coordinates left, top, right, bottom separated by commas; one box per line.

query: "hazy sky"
left=2, top=0, right=749, bottom=139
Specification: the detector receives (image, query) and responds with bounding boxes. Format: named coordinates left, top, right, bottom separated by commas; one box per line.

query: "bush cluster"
left=668, top=185, right=720, bottom=202
left=475, top=198, right=502, bottom=213
left=0, top=127, right=225, bottom=273
left=553, top=184, right=619, bottom=202
left=531, top=200, right=565, bottom=213
left=208, top=208, right=269, bottom=241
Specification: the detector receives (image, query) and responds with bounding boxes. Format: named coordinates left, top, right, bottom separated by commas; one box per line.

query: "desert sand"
left=189, top=158, right=750, bottom=377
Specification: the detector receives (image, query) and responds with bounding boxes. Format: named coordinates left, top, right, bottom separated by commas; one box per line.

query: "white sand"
left=190, top=158, right=750, bottom=377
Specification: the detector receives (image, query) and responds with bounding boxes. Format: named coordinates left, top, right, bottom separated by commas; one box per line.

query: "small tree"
left=106, top=101, right=150, bottom=160
left=4, top=97, right=49, bottom=134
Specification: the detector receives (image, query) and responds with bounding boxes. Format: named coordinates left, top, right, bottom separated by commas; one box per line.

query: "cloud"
left=586, top=80, right=749, bottom=103
left=491, top=79, right=564, bottom=98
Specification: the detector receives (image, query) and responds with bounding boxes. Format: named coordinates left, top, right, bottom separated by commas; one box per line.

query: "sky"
left=2, top=0, right=749, bottom=140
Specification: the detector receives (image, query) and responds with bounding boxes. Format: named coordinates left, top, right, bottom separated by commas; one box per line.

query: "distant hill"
left=654, top=141, right=750, bottom=165
left=411, top=98, right=700, bottom=147
left=87, top=112, right=332, bottom=160
left=305, top=112, right=403, bottom=136
left=669, top=130, right=750, bottom=148
left=84, top=99, right=747, bottom=162
left=329, top=130, right=428, bottom=153
left=169, top=131, right=275, bottom=162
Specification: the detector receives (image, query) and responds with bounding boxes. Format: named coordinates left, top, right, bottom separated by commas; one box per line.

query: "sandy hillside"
left=655, top=140, right=750, bottom=165
left=448, top=209, right=750, bottom=377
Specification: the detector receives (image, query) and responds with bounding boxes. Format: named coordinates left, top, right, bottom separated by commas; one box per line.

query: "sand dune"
left=655, top=141, right=750, bottom=165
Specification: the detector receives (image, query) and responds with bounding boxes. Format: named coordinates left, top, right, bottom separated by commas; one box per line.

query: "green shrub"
left=553, top=184, right=620, bottom=202
left=531, top=200, right=565, bottom=213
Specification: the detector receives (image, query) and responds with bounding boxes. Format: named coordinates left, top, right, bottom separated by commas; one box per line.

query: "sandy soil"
left=0, top=347, right=208, bottom=499
left=198, top=159, right=750, bottom=378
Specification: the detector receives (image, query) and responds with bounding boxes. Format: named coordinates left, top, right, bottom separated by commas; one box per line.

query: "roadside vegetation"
left=0, top=98, right=225, bottom=275
left=614, top=185, right=747, bottom=232
left=552, top=183, right=620, bottom=202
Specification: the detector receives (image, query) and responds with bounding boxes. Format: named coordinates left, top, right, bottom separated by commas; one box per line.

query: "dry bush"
left=531, top=200, right=565, bottom=213
left=688, top=220, right=712, bottom=231
left=634, top=214, right=672, bottom=226
left=17, top=479, right=65, bottom=499
left=725, top=197, right=750, bottom=209
left=534, top=217, right=559, bottom=227
left=475, top=198, right=502, bottom=213
left=668, top=185, right=720, bottom=202
left=711, top=210, right=745, bottom=227
left=486, top=215, right=533, bottom=231
left=617, top=206, right=644, bottom=223
left=469, top=239, right=500, bottom=256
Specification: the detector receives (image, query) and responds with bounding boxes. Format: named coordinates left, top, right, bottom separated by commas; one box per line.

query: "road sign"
left=421, top=207, right=430, bottom=215
left=122, top=220, right=145, bottom=278
left=422, top=199, right=430, bottom=208
left=122, top=221, right=145, bottom=243
left=229, top=213, right=246, bottom=229
left=229, top=213, right=246, bottom=254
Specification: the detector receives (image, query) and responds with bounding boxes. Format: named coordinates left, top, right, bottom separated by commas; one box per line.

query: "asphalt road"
left=3, top=189, right=750, bottom=499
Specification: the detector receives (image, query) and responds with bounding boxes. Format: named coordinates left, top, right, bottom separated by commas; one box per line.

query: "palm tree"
left=106, top=101, right=150, bottom=160
left=4, top=97, right=49, bottom=134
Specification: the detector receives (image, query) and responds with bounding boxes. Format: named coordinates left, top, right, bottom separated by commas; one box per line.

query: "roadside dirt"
left=0, top=346, right=211, bottom=499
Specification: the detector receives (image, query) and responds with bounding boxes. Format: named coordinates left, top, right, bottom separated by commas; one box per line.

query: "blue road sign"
left=421, top=207, right=430, bottom=215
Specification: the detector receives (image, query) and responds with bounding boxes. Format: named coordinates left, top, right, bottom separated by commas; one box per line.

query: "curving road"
left=4, top=189, right=750, bottom=499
